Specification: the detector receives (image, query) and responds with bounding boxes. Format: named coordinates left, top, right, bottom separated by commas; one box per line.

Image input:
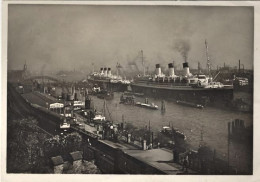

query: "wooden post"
left=228, top=122, right=230, bottom=173
left=151, top=132, right=154, bottom=149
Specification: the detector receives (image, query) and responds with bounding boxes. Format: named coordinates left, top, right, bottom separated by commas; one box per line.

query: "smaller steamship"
left=88, top=64, right=132, bottom=92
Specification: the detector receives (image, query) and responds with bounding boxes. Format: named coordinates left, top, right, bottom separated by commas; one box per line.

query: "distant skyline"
left=8, top=5, right=253, bottom=74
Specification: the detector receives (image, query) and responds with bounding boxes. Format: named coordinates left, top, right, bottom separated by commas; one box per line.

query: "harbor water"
left=54, top=87, right=252, bottom=173
left=90, top=92, right=253, bottom=173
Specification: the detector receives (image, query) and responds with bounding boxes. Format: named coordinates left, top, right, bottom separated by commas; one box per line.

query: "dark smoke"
left=173, top=39, right=191, bottom=62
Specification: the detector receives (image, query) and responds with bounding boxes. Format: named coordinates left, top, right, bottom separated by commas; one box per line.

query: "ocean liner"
left=87, top=65, right=131, bottom=92
left=130, top=41, right=234, bottom=106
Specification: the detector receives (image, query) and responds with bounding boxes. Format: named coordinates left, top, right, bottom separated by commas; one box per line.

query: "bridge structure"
left=20, top=75, right=73, bottom=94
left=22, top=75, right=61, bottom=84
left=20, top=74, right=91, bottom=96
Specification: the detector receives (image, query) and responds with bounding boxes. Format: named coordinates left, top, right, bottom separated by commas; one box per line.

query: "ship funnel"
left=107, top=68, right=112, bottom=77
left=104, top=67, right=108, bottom=77
left=100, top=68, right=104, bottom=74
left=168, top=63, right=175, bottom=77
left=155, top=64, right=162, bottom=76
left=183, top=62, right=191, bottom=76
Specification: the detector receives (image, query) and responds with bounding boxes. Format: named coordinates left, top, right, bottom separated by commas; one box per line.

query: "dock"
left=11, top=85, right=194, bottom=174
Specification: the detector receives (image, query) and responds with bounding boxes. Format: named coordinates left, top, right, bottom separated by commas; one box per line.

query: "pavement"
left=101, top=140, right=139, bottom=150
left=123, top=148, right=185, bottom=174
left=101, top=138, right=195, bottom=174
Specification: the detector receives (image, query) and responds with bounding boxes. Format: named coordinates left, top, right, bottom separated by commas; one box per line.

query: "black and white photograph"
left=1, top=1, right=257, bottom=179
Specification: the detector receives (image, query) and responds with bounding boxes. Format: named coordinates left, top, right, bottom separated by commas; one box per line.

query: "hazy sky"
left=8, top=5, right=253, bottom=73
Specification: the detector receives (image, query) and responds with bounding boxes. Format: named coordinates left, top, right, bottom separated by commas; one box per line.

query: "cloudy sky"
left=8, top=5, right=253, bottom=73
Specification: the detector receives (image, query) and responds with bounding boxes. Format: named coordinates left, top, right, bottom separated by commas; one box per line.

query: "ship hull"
left=130, top=83, right=233, bottom=105
left=88, top=78, right=129, bottom=92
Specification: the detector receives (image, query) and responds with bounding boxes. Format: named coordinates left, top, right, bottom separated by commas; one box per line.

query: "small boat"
left=160, top=126, right=186, bottom=140
left=135, top=102, right=158, bottom=110
left=124, top=91, right=144, bottom=97
left=93, top=114, right=106, bottom=122
left=97, top=90, right=114, bottom=100
left=60, top=122, right=70, bottom=129
left=120, top=94, right=135, bottom=105
left=176, top=100, right=204, bottom=109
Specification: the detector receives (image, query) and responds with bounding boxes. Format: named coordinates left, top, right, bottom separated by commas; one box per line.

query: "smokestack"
left=239, top=60, right=241, bottom=73
left=74, top=92, right=78, bottom=101
left=71, top=85, right=75, bottom=95
left=155, top=64, right=162, bottom=76
left=183, top=62, right=190, bottom=76
left=100, top=68, right=104, bottom=74
left=168, top=63, right=175, bottom=77
left=85, top=97, right=91, bottom=109
left=104, top=67, right=107, bottom=77
left=107, top=68, right=112, bottom=77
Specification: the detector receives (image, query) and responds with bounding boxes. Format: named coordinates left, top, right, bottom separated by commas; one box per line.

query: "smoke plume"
left=173, top=39, right=191, bottom=62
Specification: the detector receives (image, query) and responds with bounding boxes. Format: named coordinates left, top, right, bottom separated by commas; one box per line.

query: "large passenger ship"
left=130, top=41, right=234, bottom=106
left=130, top=62, right=233, bottom=105
left=87, top=65, right=131, bottom=92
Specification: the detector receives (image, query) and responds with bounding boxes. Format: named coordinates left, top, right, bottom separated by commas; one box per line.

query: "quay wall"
left=82, top=142, right=165, bottom=174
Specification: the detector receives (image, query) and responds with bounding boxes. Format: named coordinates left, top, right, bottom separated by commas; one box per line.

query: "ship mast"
left=141, top=50, right=145, bottom=76
left=205, top=40, right=211, bottom=78
left=198, top=62, right=201, bottom=74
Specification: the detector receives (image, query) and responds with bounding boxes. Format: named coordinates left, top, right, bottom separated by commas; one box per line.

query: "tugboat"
left=135, top=102, right=159, bottom=110
left=176, top=100, right=204, bottom=109
left=124, top=91, right=144, bottom=97
left=120, top=96, right=158, bottom=110
left=120, top=94, right=135, bottom=105
left=160, top=126, right=186, bottom=140
left=135, top=98, right=158, bottom=110
left=96, top=90, right=114, bottom=100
